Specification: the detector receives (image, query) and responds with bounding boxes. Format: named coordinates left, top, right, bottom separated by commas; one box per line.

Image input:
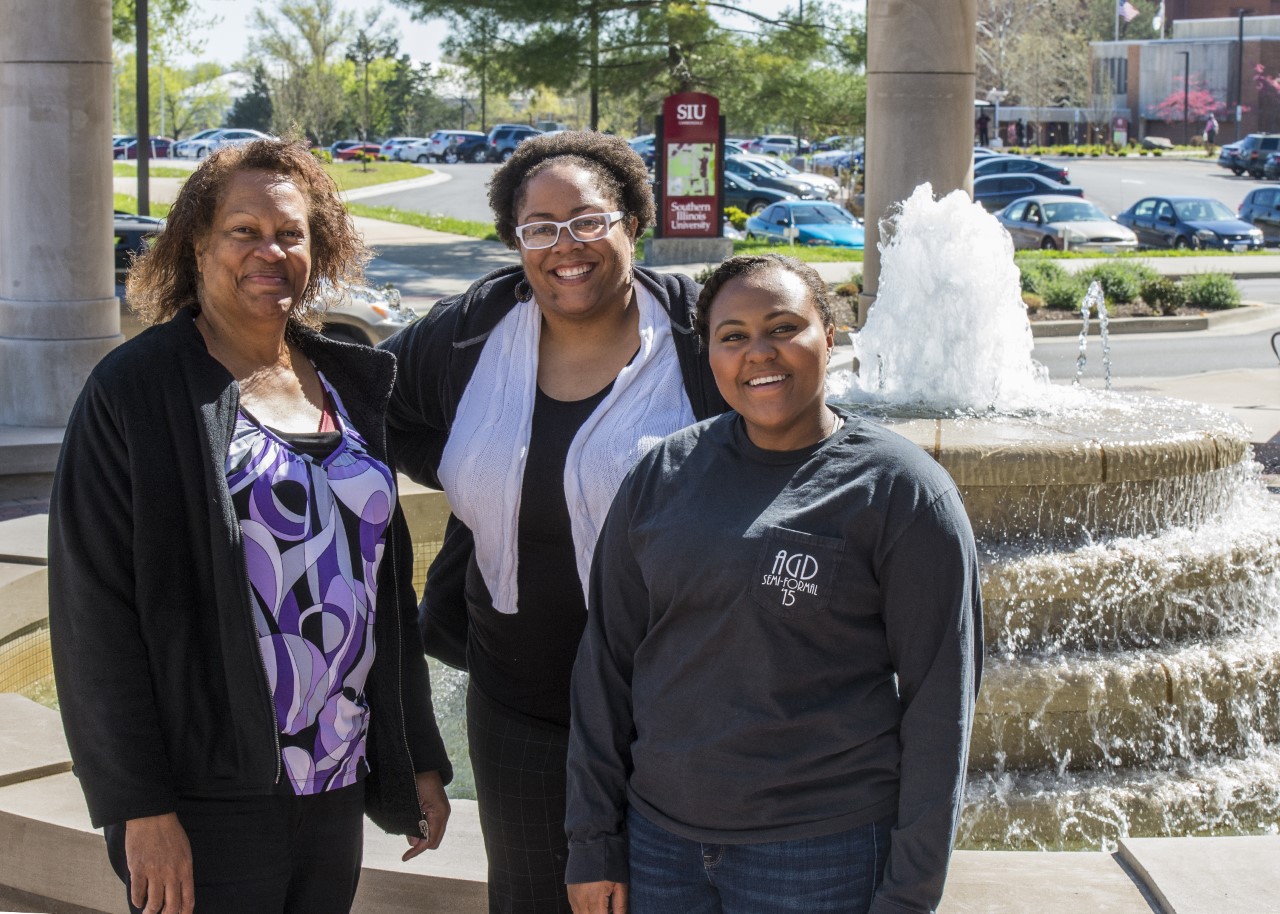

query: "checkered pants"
left=467, top=685, right=574, bottom=914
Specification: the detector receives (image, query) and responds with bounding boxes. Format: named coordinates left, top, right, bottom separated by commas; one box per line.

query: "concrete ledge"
left=940, top=849, right=1158, bottom=913
left=0, top=763, right=489, bottom=914
left=642, top=237, right=733, bottom=268
left=0, top=695, right=70, bottom=788
left=0, top=514, right=50, bottom=565
left=1030, top=303, right=1276, bottom=337
left=1119, top=835, right=1280, bottom=914
left=0, top=426, right=63, bottom=477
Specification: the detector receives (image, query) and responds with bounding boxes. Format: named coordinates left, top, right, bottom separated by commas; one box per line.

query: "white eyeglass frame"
left=514, top=210, right=626, bottom=249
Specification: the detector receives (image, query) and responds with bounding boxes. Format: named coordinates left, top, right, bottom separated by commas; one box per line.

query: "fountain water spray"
left=832, top=183, right=1280, bottom=850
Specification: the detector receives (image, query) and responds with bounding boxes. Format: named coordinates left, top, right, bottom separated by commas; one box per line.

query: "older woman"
left=381, top=131, right=725, bottom=913
left=566, top=255, right=982, bottom=914
left=49, top=139, right=452, bottom=914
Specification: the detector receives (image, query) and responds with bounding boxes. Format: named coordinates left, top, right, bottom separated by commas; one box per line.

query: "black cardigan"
left=379, top=265, right=727, bottom=670
left=48, top=309, right=452, bottom=834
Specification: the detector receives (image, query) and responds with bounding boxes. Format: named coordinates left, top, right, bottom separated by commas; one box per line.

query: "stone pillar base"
left=642, top=237, right=734, bottom=268
left=0, top=336, right=121, bottom=427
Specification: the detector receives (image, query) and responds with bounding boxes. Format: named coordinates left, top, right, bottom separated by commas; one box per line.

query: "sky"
left=177, top=0, right=862, bottom=70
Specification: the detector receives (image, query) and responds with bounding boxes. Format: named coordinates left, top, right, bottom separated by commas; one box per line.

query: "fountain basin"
left=870, top=395, right=1249, bottom=540
left=972, top=633, right=1280, bottom=770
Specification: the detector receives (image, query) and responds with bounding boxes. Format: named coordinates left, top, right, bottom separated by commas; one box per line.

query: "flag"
left=1119, top=0, right=1140, bottom=23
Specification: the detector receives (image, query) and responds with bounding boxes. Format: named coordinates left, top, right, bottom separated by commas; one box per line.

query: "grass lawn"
left=345, top=203, right=501, bottom=242
left=729, top=238, right=863, bottom=261
left=326, top=161, right=428, bottom=192
left=113, top=193, right=170, bottom=218
left=112, top=162, right=191, bottom=179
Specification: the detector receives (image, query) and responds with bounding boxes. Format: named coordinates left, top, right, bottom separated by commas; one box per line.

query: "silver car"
left=997, top=195, right=1137, bottom=252
left=314, top=282, right=420, bottom=345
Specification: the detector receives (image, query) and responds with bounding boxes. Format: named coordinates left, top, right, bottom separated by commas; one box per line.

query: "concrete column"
left=0, top=0, right=120, bottom=427
left=858, top=0, right=977, bottom=326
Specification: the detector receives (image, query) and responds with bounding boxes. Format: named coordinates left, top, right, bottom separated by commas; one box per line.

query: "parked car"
left=750, top=134, right=809, bottom=156
left=114, top=136, right=174, bottom=159
left=972, top=173, right=1083, bottom=211
left=450, top=133, right=491, bottom=163
left=628, top=134, right=656, bottom=167
left=189, top=128, right=273, bottom=158
left=813, top=135, right=861, bottom=153
left=1217, top=133, right=1280, bottom=177
left=328, top=139, right=363, bottom=159
left=996, top=196, right=1137, bottom=252
left=744, top=200, right=864, bottom=248
left=723, top=171, right=798, bottom=214
left=486, top=123, right=542, bottom=162
left=379, top=136, right=422, bottom=161
left=1238, top=185, right=1280, bottom=244
left=172, top=129, right=226, bottom=158
left=737, top=153, right=840, bottom=199
left=1115, top=195, right=1263, bottom=250
left=725, top=155, right=821, bottom=200
left=113, top=210, right=165, bottom=284
left=334, top=142, right=384, bottom=161
left=974, top=154, right=1069, bottom=184
left=312, top=282, right=420, bottom=345
left=419, top=130, right=487, bottom=163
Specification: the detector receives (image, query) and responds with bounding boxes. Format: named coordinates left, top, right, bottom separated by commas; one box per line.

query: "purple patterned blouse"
left=226, top=372, right=395, bottom=796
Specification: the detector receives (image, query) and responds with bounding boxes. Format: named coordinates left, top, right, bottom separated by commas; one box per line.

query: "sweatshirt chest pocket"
left=749, top=526, right=844, bottom=619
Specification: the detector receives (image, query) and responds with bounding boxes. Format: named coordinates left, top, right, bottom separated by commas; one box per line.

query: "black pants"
left=468, top=685, right=573, bottom=914
left=105, top=782, right=364, bottom=914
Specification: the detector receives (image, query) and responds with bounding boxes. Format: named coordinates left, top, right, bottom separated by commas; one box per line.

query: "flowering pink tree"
left=1256, top=63, right=1280, bottom=98
left=1145, top=75, right=1224, bottom=122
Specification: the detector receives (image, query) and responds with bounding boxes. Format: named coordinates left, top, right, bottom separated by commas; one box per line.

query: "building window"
left=1093, top=57, right=1128, bottom=95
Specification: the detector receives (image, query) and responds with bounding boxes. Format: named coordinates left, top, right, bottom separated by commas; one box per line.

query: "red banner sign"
left=659, top=92, right=721, bottom=237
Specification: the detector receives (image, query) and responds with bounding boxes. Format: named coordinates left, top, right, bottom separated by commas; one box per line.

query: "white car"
left=381, top=137, right=423, bottom=161
left=187, top=128, right=273, bottom=158
left=172, top=128, right=226, bottom=158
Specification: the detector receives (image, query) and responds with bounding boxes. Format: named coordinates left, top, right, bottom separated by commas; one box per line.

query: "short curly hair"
left=694, top=254, right=834, bottom=348
left=126, top=138, right=369, bottom=329
left=487, top=131, right=656, bottom=249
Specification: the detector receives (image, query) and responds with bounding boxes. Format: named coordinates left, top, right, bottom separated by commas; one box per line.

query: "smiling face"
left=515, top=162, right=636, bottom=325
left=195, top=168, right=312, bottom=332
left=707, top=267, right=836, bottom=451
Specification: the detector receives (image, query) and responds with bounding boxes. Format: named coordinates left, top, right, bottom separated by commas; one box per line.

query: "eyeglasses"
left=514, top=211, right=625, bottom=249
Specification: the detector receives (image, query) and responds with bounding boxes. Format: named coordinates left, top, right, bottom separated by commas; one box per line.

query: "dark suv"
left=486, top=124, right=542, bottom=162
left=1238, top=185, right=1280, bottom=244
left=1217, top=133, right=1280, bottom=177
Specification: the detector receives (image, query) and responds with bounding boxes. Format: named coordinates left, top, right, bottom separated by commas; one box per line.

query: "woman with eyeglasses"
left=380, top=131, right=726, bottom=913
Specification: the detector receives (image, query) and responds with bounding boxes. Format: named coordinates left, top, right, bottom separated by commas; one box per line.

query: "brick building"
left=1093, top=15, right=1280, bottom=142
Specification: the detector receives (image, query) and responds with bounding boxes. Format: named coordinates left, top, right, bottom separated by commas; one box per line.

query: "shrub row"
left=1016, top=257, right=1241, bottom=313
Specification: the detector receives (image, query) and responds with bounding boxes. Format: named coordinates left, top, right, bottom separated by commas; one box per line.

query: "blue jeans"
left=627, top=807, right=891, bottom=914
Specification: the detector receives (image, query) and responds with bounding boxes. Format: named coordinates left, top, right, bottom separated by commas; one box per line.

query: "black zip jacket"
left=48, top=309, right=452, bottom=834
left=379, top=265, right=728, bottom=671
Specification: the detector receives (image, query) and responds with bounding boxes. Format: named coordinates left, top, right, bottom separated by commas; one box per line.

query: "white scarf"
left=438, top=282, right=696, bottom=612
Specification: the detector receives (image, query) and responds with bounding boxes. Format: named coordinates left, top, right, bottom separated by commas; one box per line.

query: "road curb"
left=1029, top=302, right=1277, bottom=337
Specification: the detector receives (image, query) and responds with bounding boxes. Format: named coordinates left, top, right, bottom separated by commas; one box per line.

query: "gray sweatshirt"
left=565, top=409, right=983, bottom=914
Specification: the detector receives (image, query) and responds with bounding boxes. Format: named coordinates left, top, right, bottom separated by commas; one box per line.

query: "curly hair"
left=694, top=254, right=834, bottom=348
left=487, top=131, right=656, bottom=249
left=126, top=138, right=369, bottom=329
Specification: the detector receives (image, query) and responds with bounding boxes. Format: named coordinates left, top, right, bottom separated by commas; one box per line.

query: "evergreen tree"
left=226, top=65, right=274, bottom=131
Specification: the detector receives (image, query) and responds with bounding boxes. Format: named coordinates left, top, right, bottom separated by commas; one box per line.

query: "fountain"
left=830, top=184, right=1280, bottom=849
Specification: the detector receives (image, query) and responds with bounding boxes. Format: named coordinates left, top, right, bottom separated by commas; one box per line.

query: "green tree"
left=346, top=9, right=400, bottom=141
left=227, top=64, right=275, bottom=132
left=250, top=0, right=355, bottom=144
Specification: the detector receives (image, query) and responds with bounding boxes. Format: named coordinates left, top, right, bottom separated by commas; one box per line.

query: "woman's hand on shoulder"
left=402, top=769, right=452, bottom=860
left=124, top=812, right=194, bottom=914
left=568, top=880, right=629, bottom=914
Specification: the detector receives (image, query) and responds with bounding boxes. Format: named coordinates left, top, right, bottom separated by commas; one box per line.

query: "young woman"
left=565, top=254, right=983, bottom=914
left=381, top=131, right=725, bottom=913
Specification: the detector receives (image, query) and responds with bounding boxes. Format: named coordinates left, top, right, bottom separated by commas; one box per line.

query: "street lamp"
left=1178, top=51, right=1190, bottom=145
left=1236, top=8, right=1253, bottom=140
left=986, top=87, right=1008, bottom=147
